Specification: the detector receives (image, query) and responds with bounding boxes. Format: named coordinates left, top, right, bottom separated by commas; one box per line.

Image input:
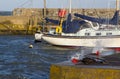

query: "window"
left=106, top=33, right=112, bottom=36
left=85, top=33, right=90, bottom=36
left=96, top=33, right=101, bottom=36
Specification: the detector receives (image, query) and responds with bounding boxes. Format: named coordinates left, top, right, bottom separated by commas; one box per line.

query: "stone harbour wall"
left=0, top=8, right=118, bottom=35
left=13, top=8, right=117, bottom=19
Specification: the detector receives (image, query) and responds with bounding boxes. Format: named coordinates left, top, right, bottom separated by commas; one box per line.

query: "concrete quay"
left=50, top=53, right=120, bottom=79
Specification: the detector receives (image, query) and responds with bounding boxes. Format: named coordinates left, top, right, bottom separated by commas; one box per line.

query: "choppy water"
left=0, top=35, right=81, bottom=79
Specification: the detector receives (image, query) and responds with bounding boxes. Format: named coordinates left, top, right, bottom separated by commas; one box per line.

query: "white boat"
left=42, top=0, right=120, bottom=50
left=34, top=31, right=43, bottom=42
left=34, top=27, right=57, bottom=42
left=41, top=0, right=120, bottom=51
left=42, top=19, right=120, bottom=51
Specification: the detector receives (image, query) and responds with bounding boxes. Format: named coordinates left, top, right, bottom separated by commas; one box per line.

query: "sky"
left=0, top=0, right=118, bottom=11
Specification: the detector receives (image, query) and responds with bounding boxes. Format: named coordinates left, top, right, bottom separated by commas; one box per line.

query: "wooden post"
left=42, top=0, right=47, bottom=32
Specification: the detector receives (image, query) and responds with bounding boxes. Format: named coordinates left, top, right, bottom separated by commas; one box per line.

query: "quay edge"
left=50, top=61, right=120, bottom=79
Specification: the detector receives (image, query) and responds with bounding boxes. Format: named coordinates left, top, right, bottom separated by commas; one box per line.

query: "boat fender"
left=71, top=58, right=79, bottom=64
left=56, top=26, right=62, bottom=34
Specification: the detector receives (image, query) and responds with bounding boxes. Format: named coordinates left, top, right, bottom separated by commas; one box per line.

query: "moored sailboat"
left=42, top=0, right=120, bottom=51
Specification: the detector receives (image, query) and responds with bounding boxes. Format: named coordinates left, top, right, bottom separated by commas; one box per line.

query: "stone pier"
left=50, top=53, right=120, bottom=79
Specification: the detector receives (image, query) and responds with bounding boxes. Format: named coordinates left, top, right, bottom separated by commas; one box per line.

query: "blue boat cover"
left=74, top=11, right=119, bottom=25
left=45, top=13, right=86, bottom=33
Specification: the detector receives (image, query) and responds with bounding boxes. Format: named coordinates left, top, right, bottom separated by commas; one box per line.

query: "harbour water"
left=0, top=35, right=80, bottom=79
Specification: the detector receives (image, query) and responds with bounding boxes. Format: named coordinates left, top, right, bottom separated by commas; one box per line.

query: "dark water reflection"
left=0, top=35, right=80, bottom=79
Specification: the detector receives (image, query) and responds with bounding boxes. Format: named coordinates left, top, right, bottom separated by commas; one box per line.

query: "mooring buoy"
left=29, top=44, right=33, bottom=48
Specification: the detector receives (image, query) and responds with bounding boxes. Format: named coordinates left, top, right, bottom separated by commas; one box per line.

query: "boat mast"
left=116, top=0, right=119, bottom=11
left=69, top=0, right=72, bottom=13
left=116, top=0, right=119, bottom=26
left=44, top=0, right=46, bottom=17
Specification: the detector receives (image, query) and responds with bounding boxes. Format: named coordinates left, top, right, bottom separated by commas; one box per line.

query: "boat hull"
left=42, top=34, right=120, bottom=48
left=34, top=33, right=43, bottom=42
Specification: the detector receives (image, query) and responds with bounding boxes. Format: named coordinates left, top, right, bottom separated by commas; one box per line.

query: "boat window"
left=85, top=33, right=90, bottom=36
left=106, top=33, right=112, bottom=36
left=96, top=33, right=101, bottom=36
left=92, top=22, right=98, bottom=26
left=81, top=23, right=91, bottom=29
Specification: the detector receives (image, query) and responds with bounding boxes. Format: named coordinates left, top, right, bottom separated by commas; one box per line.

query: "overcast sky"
left=0, top=0, right=118, bottom=11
